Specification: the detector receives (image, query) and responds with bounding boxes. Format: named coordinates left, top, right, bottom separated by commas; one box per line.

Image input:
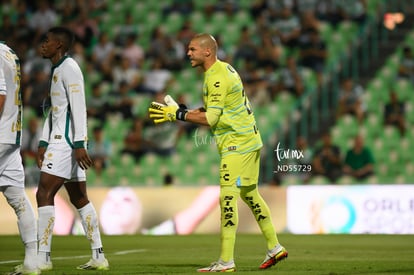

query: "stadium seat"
left=190, top=10, right=206, bottom=33
left=319, top=22, right=333, bottom=41
left=335, top=115, right=359, bottom=138
left=163, top=12, right=185, bottom=34
left=366, top=77, right=389, bottom=104
left=308, top=175, right=330, bottom=185
left=402, top=163, right=414, bottom=183
left=398, top=147, right=412, bottom=164
left=232, top=9, right=253, bottom=27
left=394, top=78, right=414, bottom=101
left=336, top=175, right=357, bottom=185
left=331, top=126, right=351, bottom=153
left=337, top=21, right=358, bottom=44
left=281, top=175, right=302, bottom=186
left=364, top=113, right=383, bottom=137
left=221, top=22, right=241, bottom=50
left=381, top=125, right=401, bottom=150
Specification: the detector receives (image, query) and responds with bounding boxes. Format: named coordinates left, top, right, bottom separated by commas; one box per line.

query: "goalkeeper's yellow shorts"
left=219, top=150, right=260, bottom=187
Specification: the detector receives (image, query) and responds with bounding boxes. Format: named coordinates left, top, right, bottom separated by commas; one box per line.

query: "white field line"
left=0, top=249, right=146, bottom=265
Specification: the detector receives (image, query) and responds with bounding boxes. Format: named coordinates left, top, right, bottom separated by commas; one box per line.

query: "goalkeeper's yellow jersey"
left=203, top=60, right=263, bottom=156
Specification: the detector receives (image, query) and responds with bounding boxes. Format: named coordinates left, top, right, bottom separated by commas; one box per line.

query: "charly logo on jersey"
left=273, top=142, right=312, bottom=173
left=53, top=74, right=58, bottom=83
left=221, top=164, right=230, bottom=181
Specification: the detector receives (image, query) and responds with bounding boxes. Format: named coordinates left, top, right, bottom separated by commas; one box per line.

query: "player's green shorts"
left=219, top=149, right=260, bottom=187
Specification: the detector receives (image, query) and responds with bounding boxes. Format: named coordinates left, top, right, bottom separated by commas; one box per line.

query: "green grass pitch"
left=1, top=234, right=413, bottom=274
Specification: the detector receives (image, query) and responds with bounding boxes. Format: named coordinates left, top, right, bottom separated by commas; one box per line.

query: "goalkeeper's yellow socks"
left=219, top=187, right=239, bottom=262
left=240, top=186, right=279, bottom=249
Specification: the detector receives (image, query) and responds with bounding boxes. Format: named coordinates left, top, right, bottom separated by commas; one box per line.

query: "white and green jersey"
left=203, top=60, right=262, bottom=156
left=40, top=56, right=88, bottom=149
left=0, top=42, right=22, bottom=145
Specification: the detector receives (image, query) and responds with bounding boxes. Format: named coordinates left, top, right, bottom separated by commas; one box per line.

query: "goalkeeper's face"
left=187, top=39, right=205, bottom=68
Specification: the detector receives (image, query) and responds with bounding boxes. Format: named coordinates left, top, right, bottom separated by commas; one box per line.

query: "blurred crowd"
left=3, top=0, right=403, bottom=185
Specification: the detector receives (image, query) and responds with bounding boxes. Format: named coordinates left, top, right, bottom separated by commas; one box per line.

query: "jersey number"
left=241, top=89, right=252, bottom=115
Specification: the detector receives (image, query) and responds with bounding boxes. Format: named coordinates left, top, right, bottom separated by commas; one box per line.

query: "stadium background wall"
left=0, top=186, right=287, bottom=235
left=2, top=185, right=413, bottom=235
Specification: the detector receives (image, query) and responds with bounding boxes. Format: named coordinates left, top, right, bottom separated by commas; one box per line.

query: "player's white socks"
left=78, top=203, right=106, bottom=261
left=6, top=190, right=38, bottom=269
left=37, top=205, right=55, bottom=264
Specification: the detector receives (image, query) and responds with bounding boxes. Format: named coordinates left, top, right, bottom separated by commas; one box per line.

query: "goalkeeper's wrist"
left=176, top=104, right=188, bottom=121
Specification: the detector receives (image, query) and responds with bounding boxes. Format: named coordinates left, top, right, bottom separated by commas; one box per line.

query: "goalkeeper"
left=148, top=33, right=287, bottom=272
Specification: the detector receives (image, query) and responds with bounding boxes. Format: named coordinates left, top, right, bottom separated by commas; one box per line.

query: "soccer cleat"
left=259, top=245, right=288, bottom=269
left=197, top=260, right=236, bottom=272
left=11, top=264, right=40, bottom=275
left=37, top=262, right=53, bottom=271
left=77, top=258, right=109, bottom=271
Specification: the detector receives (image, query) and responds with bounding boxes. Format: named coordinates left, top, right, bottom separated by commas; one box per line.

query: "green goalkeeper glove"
left=148, top=95, right=188, bottom=124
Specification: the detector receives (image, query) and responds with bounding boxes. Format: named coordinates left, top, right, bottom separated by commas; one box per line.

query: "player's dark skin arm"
left=185, top=107, right=210, bottom=126
left=0, top=94, right=5, bottom=116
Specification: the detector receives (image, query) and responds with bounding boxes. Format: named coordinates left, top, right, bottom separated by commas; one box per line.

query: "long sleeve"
left=63, top=61, right=87, bottom=148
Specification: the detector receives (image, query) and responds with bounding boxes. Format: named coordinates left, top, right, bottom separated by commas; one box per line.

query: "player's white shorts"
left=41, top=142, right=86, bottom=182
left=0, top=144, right=25, bottom=187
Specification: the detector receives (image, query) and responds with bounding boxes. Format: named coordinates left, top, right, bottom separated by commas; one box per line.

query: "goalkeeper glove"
left=148, top=95, right=188, bottom=124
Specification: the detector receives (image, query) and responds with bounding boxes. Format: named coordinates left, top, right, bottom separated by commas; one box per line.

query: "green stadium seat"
left=190, top=10, right=205, bottom=32
left=406, top=102, right=414, bottom=124
left=364, top=113, right=383, bottom=137
left=237, top=0, right=253, bottom=9
left=163, top=12, right=185, bottom=34
left=372, top=138, right=388, bottom=163
left=221, top=22, right=241, bottom=49
left=397, top=137, right=412, bottom=161
left=335, top=114, right=359, bottom=138
left=366, top=77, right=389, bottom=104
left=232, top=10, right=253, bottom=27
left=275, top=92, right=296, bottom=115
left=381, top=125, right=401, bottom=150
left=319, top=22, right=333, bottom=41
left=145, top=11, right=162, bottom=31
left=281, top=175, right=303, bottom=186
left=309, top=175, right=330, bottom=185
left=375, top=66, right=395, bottom=87
left=402, top=163, right=414, bottom=183
left=337, top=21, right=358, bottom=44
left=331, top=124, right=347, bottom=144
left=175, top=163, right=203, bottom=185
left=327, top=32, right=346, bottom=67
left=394, top=78, right=414, bottom=101
left=336, top=175, right=357, bottom=185
left=375, top=162, right=396, bottom=184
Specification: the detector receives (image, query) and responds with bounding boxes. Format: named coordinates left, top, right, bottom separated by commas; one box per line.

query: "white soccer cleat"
left=197, top=260, right=236, bottom=272
left=259, top=244, right=288, bottom=269
left=77, top=258, right=109, bottom=271
left=37, top=262, right=52, bottom=271
left=11, top=264, right=40, bottom=275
